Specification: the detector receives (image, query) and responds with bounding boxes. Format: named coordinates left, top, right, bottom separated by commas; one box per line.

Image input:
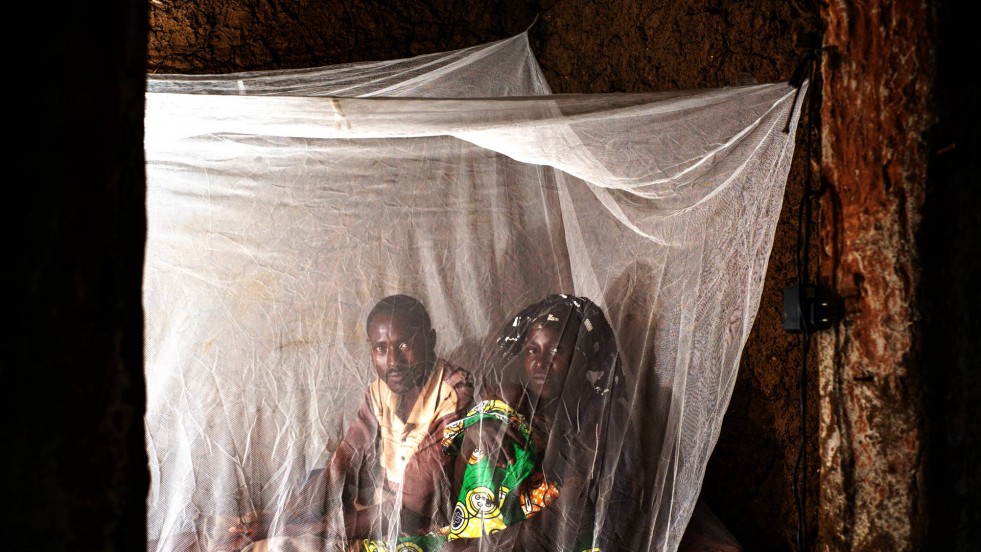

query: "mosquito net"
left=144, top=31, right=807, bottom=552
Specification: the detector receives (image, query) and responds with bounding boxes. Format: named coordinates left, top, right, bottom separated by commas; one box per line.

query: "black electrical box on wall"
left=782, top=283, right=839, bottom=333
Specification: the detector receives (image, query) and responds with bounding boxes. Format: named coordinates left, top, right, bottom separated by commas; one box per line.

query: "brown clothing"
left=288, top=359, right=473, bottom=525
left=369, top=359, right=473, bottom=489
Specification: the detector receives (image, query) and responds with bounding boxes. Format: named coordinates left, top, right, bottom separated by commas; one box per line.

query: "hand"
left=461, top=418, right=528, bottom=467
left=206, top=525, right=256, bottom=552
left=212, top=510, right=269, bottom=550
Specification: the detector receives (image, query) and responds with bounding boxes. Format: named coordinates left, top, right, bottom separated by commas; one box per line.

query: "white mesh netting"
left=144, top=32, right=806, bottom=552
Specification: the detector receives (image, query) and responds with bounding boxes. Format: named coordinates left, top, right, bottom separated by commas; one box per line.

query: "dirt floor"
left=148, top=2, right=824, bottom=549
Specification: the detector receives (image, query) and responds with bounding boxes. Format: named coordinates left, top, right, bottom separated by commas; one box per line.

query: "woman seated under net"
left=378, top=293, right=644, bottom=552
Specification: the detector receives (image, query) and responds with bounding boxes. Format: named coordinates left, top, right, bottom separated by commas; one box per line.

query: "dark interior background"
left=10, top=0, right=976, bottom=550
left=920, top=0, right=980, bottom=549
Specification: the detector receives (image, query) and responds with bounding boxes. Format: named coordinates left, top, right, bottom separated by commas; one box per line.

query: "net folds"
left=144, top=31, right=806, bottom=552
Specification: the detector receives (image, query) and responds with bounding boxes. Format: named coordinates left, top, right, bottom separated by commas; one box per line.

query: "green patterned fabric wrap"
left=361, top=400, right=597, bottom=551
left=362, top=400, right=538, bottom=551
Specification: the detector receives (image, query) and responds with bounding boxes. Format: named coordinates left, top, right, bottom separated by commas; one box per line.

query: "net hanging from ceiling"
left=144, top=31, right=807, bottom=552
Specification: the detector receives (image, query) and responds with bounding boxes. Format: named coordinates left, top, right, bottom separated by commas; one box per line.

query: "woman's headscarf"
left=484, top=293, right=625, bottom=412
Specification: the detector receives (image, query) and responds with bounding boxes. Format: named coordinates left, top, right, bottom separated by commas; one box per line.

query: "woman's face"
left=522, top=325, right=576, bottom=401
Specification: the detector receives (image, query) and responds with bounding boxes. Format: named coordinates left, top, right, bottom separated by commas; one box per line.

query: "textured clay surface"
left=816, top=1, right=934, bottom=550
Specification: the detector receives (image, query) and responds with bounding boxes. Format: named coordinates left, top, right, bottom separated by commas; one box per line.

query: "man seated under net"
left=223, top=294, right=474, bottom=551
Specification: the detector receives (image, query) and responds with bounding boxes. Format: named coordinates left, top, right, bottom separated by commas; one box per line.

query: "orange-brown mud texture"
left=148, top=1, right=823, bottom=550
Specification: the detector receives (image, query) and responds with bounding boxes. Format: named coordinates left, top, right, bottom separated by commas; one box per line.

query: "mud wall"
left=816, top=1, right=934, bottom=550
left=147, top=1, right=822, bottom=550
left=816, top=0, right=979, bottom=550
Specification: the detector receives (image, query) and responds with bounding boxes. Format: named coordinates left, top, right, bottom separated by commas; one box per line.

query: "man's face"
left=521, top=325, right=575, bottom=402
left=367, top=313, right=435, bottom=395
